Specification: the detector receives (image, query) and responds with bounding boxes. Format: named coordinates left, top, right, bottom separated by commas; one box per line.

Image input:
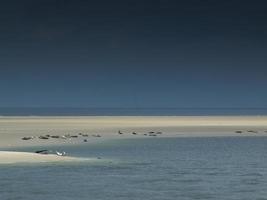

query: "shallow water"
left=1, top=137, right=267, bottom=200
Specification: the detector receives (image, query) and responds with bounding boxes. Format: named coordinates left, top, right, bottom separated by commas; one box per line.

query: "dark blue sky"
left=0, top=0, right=267, bottom=108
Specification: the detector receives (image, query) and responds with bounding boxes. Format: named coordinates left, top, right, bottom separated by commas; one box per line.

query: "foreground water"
left=1, top=137, right=267, bottom=200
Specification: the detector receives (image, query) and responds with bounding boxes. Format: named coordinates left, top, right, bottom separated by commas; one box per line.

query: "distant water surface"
left=1, top=137, right=267, bottom=200
left=1, top=107, right=267, bottom=116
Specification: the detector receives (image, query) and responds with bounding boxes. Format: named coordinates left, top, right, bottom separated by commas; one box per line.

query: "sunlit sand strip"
left=1, top=116, right=267, bottom=127
left=0, top=151, right=88, bottom=164
left=1, top=116, right=267, bottom=148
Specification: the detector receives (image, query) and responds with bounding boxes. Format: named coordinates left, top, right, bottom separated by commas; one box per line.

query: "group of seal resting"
left=35, top=149, right=66, bottom=156
left=118, top=130, right=163, bottom=136
left=21, top=133, right=101, bottom=141
left=235, top=130, right=267, bottom=134
left=21, top=130, right=164, bottom=158
left=22, top=130, right=164, bottom=142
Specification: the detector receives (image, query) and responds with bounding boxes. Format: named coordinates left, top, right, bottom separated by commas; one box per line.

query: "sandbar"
left=0, top=151, right=84, bottom=164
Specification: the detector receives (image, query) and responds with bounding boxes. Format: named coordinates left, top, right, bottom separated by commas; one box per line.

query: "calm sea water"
left=1, top=107, right=267, bottom=116
left=1, top=137, right=267, bottom=200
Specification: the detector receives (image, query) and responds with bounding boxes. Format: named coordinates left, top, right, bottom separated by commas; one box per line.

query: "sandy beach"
left=1, top=116, right=267, bottom=147
left=0, top=151, right=86, bottom=164
left=1, top=116, right=267, bottom=163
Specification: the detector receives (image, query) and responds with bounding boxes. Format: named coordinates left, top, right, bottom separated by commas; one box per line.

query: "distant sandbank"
left=1, top=116, right=267, bottom=148
left=1, top=116, right=267, bottom=164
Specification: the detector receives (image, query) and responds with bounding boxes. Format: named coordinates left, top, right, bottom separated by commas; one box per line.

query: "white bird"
left=56, top=151, right=66, bottom=156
